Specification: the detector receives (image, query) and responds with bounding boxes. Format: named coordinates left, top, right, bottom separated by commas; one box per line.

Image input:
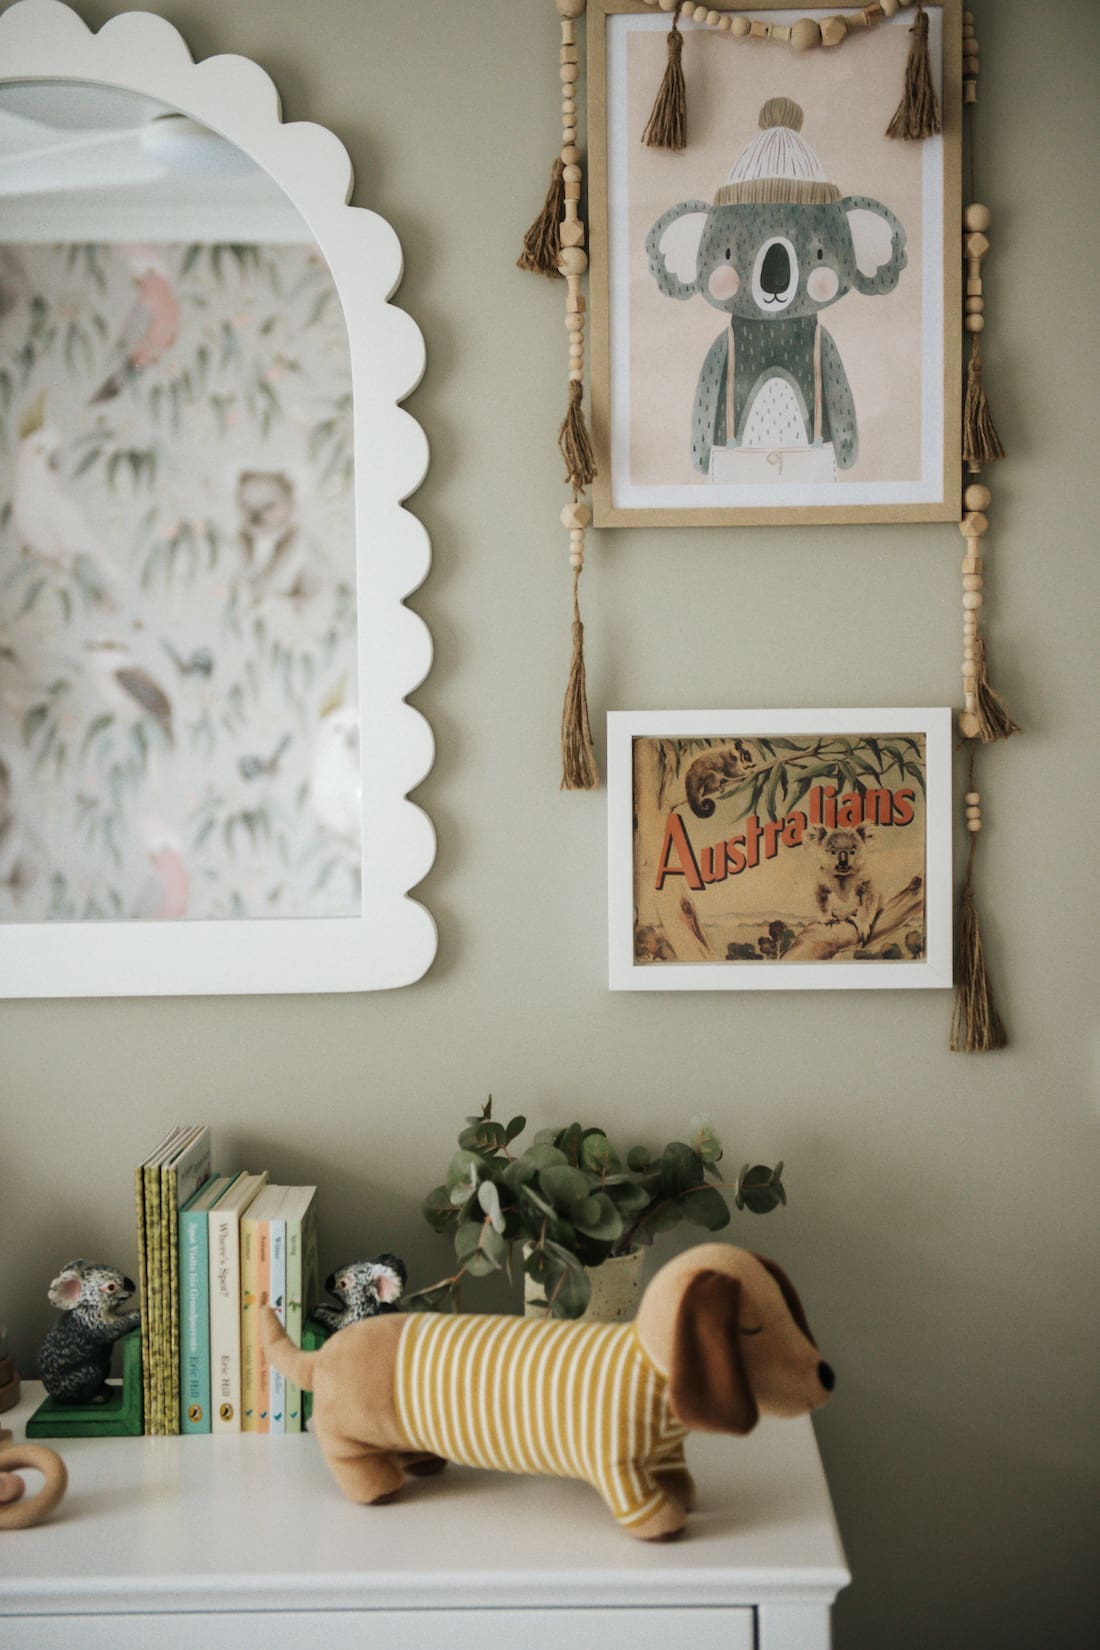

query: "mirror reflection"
left=0, top=81, right=360, bottom=924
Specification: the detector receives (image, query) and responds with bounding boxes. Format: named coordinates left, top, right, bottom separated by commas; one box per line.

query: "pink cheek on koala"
left=708, top=265, right=740, bottom=302
left=807, top=267, right=839, bottom=304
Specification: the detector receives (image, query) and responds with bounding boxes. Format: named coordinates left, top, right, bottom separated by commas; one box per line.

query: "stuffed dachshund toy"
left=263, top=1243, right=833, bottom=1540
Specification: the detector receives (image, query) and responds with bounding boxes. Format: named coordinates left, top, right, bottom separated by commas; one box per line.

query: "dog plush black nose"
left=818, top=1361, right=836, bottom=1392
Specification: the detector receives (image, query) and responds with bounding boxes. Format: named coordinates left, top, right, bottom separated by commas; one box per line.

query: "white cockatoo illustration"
left=309, top=702, right=360, bottom=846
left=13, top=397, right=118, bottom=598
left=84, top=639, right=174, bottom=746
left=134, top=816, right=190, bottom=919
left=91, top=244, right=179, bottom=404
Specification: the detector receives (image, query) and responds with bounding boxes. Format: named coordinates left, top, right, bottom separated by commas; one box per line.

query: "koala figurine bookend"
left=264, top=1243, right=834, bottom=1541
left=311, top=1253, right=407, bottom=1333
left=28, top=1262, right=144, bottom=1438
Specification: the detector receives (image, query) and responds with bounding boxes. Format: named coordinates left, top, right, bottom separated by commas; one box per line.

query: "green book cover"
left=282, top=1186, right=317, bottom=1433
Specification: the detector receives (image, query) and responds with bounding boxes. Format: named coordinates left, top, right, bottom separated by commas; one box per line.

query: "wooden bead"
left=964, top=791, right=980, bottom=805
left=962, top=591, right=983, bottom=611
left=966, top=818, right=982, bottom=832
left=750, top=20, right=769, bottom=39
left=963, top=83, right=978, bottom=106
left=568, top=368, right=584, bottom=383
left=706, top=10, right=722, bottom=25
left=770, top=22, right=791, bottom=41
left=964, top=203, right=992, bottom=233
left=965, top=298, right=985, bottom=315
left=560, top=19, right=576, bottom=45
left=964, top=484, right=991, bottom=511
left=564, top=181, right=582, bottom=202
left=964, top=314, right=985, bottom=333
left=790, top=18, right=822, bottom=51
left=562, top=165, right=582, bottom=184
left=880, top=0, right=899, bottom=14
left=560, top=61, right=579, bottom=83
left=557, top=246, right=588, bottom=275
left=958, top=710, right=981, bottom=739
left=731, top=16, right=751, bottom=38
left=961, top=512, right=988, bottom=537
left=560, top=218, right=585, bottom=247
left=864, top=3, right=886, bottom=22
left=718, top=14, right=732, bottom=30
left=561, top=145, right=580, bottom=164
left=961, top=556, right=983, bottom=575
left=658, top=0, right=679, bottom=10
left=561, top=45, right=579, bottom=64
left=555, top=0, right=587, bottom=17
left=561, top=501, right=592, bottom=530
left=965, top=231, right=990, bottom=260
left=563, top=99, right=577, bottom=114
left=962, top=574, right=982, bottom=592
left=821, top=17, right=848, bottom=47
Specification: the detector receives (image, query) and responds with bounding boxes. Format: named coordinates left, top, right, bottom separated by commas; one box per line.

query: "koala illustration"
left=236, top=470, right=321, bottom=605
left=647, top=98, right=907, bottom=477
left=312, top=1254, right=407, bottom=1333
left=807, top=825, right=881, bottom=942
left=39, top=1261, right=140, bottom=1404
left=684, top=740, right=755, bottom=818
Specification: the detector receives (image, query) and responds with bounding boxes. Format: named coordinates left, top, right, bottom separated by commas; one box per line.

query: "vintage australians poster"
left=608, top=710, right=952, bottom=991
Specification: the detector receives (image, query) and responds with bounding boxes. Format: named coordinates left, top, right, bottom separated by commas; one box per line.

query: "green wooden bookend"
left=300, top=1315, right=331, bottom=1424
left=27, top=1331, right=143, bottom=1438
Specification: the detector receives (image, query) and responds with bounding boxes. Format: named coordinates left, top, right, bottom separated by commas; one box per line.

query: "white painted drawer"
left=3, top=1607, right=756, bottom=1650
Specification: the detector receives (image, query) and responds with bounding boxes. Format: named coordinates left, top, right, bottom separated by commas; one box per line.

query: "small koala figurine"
left=312, top=1254, right=407, bottom=1333
left=39, top=1261, right=140, bottom=1404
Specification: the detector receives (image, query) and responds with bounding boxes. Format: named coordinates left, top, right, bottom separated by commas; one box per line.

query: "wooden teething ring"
left=0, top=1444, right=68, bottom=1529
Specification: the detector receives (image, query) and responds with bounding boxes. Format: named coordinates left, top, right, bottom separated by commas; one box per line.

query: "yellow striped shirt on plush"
left=394, top=1314, right=687, bottom=1529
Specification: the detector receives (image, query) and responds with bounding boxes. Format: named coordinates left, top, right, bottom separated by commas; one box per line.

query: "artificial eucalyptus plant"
left=413, top=1100, right=785, bottom=1319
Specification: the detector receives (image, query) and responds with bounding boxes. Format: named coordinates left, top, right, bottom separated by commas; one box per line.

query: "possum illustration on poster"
left=631, top=732, right=926, bottom=966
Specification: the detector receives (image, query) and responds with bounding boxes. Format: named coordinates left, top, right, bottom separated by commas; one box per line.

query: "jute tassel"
left=642, top=6, right=687, bottom=152
left=886, top=1, right=942, bottom=142
left=558, top=379, right=597, bottom=498
left=950, top=761, right=1008, bottom=1051
left=518, top=157, right=565, bottom=277
left=963, top=336, right=1006, bottom=468
left=972, top=635, right=1020, bottom=743
left=561, top=567, right=599, bottom=791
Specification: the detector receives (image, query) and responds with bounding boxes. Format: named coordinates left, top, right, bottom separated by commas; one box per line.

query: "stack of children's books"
left=134, top=1128, right=318, bottom=1436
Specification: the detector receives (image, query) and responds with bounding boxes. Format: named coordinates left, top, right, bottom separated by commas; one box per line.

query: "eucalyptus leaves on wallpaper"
left=0, top=239, right=359, bottom=924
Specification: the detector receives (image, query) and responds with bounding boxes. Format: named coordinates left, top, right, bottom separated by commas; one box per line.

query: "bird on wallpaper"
left=163, top=641, right=215, bottom=679
left=309, top=702, right=360, bottom=846
left=90, top=245, right=179, bottom=404
left=84, top=640, right=175, bottom=747
left=13, top=397, right=119, bottom=603
left=239, top=732, right=291, bottom=782
left=134, top=817, right=190, bottom=920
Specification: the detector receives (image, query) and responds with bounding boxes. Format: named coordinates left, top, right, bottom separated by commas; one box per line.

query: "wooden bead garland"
left=519, top=0, right=600, bottom=790
left=637, top=0, right=940, bottom=148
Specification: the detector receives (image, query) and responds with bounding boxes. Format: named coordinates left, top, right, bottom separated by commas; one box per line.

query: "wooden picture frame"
left=608, top=707, right=953, bottom=990
left=587, top=1, right=962, bottom=527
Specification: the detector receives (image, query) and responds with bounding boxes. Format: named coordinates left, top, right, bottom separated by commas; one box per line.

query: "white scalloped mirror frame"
left=0, top=0, right=435, bottom=995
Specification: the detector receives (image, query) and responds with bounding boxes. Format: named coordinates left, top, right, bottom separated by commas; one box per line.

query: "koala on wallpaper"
left=646, top=98, right=907, bottom=482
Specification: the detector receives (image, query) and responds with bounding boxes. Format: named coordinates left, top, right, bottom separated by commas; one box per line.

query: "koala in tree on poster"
left=646, top=99, right=907, bottom=480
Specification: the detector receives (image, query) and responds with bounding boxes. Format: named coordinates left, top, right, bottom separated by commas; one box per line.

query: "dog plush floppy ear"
left=668, top=1268, right=759, bottom=1436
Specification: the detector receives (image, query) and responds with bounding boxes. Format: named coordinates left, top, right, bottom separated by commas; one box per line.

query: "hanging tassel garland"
left=517, top=157, right=566, bottom=277
left=962, top=335, right=1005, bottom=469
left=886, top=2, right=941, bottom=142
left=642, top=8, right=687, bottom=152
left=558, top=378, right=597, bottom=498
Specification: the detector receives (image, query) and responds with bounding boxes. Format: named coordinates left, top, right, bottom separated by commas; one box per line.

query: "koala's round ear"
left=47, top=1271, right=83, bottom=1310
left=805, top=825, right=827, bottom=844
left=647, top=200, right=712, bottom=300
left=857, top=824, right=875, bottom=843
left=841, top=196, right=908, bottom=296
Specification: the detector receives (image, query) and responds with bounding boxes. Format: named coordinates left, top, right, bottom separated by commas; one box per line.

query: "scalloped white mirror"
left=0, top=0, right=435, bottom=995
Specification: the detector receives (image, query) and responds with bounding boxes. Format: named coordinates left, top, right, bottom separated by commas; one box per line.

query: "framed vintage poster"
left=608, top=708, right=952, bottom=989
left=587, top=1, right=962, bottom=526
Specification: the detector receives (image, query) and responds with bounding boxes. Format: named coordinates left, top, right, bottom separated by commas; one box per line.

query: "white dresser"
left=1, top=1384, right=849, bottom=1649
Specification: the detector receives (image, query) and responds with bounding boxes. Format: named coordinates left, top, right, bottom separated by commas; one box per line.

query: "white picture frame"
left=0, top=0, right=435, bottom=997
left=608, top=708, right=952, bottom=991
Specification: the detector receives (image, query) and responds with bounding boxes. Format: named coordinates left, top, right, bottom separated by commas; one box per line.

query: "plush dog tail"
left=261, top=1304, right=318, bottom=1391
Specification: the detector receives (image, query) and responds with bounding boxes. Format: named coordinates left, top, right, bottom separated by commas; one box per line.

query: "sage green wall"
left=1, top=3, right=1096, bottom=1646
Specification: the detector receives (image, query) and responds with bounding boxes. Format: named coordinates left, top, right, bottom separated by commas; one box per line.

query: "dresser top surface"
left=1, top=1386, right=849, bottom=1614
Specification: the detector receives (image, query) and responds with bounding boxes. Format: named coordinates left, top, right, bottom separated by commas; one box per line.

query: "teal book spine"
left=179, top=1202, right=212, bottom=1434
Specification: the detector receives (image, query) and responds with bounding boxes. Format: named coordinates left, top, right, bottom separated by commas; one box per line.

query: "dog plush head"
left=635, top=1244, right=833, bottom=1435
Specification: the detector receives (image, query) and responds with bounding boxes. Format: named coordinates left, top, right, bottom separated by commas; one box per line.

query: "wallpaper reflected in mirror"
left=0, top=83, right=360, bottom=923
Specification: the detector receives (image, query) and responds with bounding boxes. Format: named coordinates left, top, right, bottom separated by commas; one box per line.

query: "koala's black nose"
left=123, top=1276, right=135, bottom=1294
left=760, top=240, right=792, bottom=297
left=818, top=1361, right=836, bottom=1393
left=324, top=1271, right=336, bottom=1292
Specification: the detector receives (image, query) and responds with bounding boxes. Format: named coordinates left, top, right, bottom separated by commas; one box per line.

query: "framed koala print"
left=587, top=1, right=962, bottom=526
left=607, top=708, right=953, bottom=990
